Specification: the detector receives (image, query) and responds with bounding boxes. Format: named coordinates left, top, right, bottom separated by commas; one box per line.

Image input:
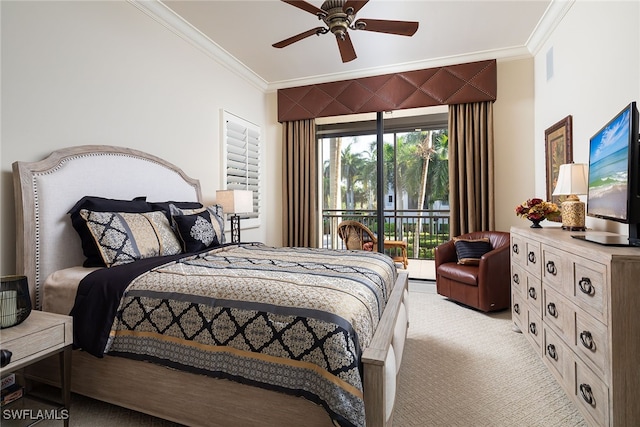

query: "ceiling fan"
left=272, top=0, right=419, bottom=63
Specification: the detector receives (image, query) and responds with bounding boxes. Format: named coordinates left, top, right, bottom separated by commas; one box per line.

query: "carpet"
left=394, top=290, right=586, bottom=427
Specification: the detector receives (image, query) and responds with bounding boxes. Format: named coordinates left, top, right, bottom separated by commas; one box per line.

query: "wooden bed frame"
left=12, top=145, right=409, bottom=427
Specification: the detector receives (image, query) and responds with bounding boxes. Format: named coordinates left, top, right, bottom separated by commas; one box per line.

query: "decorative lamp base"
left=561, top=198, right=586, bottom=231
left=230, top=214, right=240, bottom=244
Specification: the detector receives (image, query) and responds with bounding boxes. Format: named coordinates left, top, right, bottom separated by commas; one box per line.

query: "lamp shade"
left=216, top=190, right=253, bottom=215
left=552, top=163, right=588, bottom=196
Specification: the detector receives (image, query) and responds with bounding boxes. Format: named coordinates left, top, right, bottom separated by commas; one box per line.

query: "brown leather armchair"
left=434, top=231, right=511, bottom=312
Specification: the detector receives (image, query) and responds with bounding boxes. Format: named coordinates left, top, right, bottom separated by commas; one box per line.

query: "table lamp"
left=216, top=190, right=253, bottom=243
left=552, top=163, right=588, bottom=231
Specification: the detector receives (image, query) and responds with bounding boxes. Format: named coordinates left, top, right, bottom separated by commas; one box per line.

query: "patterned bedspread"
left=103, top=244, right=397, bottom=427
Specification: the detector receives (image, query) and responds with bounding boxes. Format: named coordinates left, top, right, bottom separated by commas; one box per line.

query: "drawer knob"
left=512, top=243, right=519, bottom=254
left=546, top=344, right=557, bottom=360
left=512, top=273, right=520, bottom=285
left=528, top=251, right=536, bottom=264
left=528, top=287, right=537, bottom=300
left=579, top=383, right=596, bottom=407
left=529, top=322, right=537, bottom=335
left=578, top=277, right=595, bottom=296
left=546, top=261, right=557, bottom=275
left=547, top=302, right=558, bottom=318
left=580, top=331, right=596, bottom=351
left=513, top=303, right=520, bottom=314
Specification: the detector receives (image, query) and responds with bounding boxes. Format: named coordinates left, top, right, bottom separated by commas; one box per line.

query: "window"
left=222, top=110, right=261, bottom=228
left=318, top=112, right=450, bottom=259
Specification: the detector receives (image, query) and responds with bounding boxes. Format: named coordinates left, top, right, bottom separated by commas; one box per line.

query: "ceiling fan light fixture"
left=274, top=0, right=419, bottom=63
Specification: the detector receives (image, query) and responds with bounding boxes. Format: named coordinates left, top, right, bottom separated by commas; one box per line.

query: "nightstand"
left=0, top=311, right=72, bottom=426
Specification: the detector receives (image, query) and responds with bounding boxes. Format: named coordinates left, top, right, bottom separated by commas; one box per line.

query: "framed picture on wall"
left=545, top=115, right=573, bottom=221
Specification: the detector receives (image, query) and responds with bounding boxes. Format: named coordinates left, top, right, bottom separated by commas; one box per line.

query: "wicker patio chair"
left=337, top=220, right=408, bottom=269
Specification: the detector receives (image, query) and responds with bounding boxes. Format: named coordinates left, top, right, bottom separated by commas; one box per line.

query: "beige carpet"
left=394, top=290, right=586, bottom=427
left=33, top=288, right=586, bottom=426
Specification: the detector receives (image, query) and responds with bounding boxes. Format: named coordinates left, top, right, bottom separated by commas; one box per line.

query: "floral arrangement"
left=515, top=198, right=560, bottom=221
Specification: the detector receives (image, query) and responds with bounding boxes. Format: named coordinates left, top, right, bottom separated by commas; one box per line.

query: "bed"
left=11, top=145, right=409, bottom=427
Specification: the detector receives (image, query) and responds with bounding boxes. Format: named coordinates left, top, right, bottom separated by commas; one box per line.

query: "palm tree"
left=341, top=144, right=365, bottom=211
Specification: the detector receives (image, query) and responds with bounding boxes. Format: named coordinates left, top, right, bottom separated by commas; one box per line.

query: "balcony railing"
left=322, top=209, right=450, bottom=260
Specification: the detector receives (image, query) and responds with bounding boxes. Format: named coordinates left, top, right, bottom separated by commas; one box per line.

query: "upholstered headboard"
left=12, top=145, right=202, bottom=309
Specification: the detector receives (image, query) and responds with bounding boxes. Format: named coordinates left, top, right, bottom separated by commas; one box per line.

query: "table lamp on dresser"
left=552, top=163, right=588, bottom=231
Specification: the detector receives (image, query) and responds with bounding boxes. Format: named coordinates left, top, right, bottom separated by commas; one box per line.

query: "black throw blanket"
left=70, top=253, right=189, bottom=357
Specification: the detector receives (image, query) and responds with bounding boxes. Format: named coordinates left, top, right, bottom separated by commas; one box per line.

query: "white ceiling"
left=153, top=0, right=564, bottom=89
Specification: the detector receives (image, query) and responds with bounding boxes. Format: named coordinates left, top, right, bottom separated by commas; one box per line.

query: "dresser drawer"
left=525, top=309, right=543, bottom=353
left=510, top=234, right=526, bottom=266
left=512, top=291, right=525, bottom=331
left=543, top=325, right=573, bottom=390
left=575, top=360, right=610, bottom=427
left=573, top=261, right=608, bottom=325
left=511, top=262, right=526, bottom=296
left=541, top=244, right=565, bottom=292
left=523, top=240, right=542, bottom=278
left=575, top=311, right=609, bottom=381
left=543, top=286, right=573, bottom=344
left=525, top=275, right=542, bottom=316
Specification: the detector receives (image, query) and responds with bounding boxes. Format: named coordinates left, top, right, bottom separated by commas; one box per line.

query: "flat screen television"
left=580, top=101, right=640, bottom=246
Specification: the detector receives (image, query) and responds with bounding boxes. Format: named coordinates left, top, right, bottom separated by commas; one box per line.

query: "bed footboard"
left=362, top=271, right=409, bottom=427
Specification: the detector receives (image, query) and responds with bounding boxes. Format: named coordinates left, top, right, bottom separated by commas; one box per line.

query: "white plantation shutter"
left=222, top=111, right=261, bottom=226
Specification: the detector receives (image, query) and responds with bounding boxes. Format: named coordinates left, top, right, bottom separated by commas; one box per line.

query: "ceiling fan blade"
left=273, top=27, right=325, bottom=48
left=354, top=18, right=419, bottom=36
left=336, top=32, right=357, bottom=63
left=281, top=0, right=326, bottom=17
left=343, top=0, right=369, bottom=15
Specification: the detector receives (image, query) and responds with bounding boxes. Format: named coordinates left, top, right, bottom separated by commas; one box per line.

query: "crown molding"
left=127, top=0, right=268, bottom=92
left=267, top=46, right=531, bottom=92
left=526, top=0, right=575, bottom=56
left=128, top=0, right=571, bottom=94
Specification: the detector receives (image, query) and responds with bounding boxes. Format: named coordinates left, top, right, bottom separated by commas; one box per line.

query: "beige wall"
left=1, top=1, right=271, bottom=274
left=533, top=0, right=639, bottom=235
left=494, top=58, right=536, bottom=232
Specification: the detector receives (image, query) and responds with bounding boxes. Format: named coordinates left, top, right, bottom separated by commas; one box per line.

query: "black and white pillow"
left=172, top=210, right=220, bottom=252
left=79, top=209, right=182, bottom=267
left=169, top=203, right=225, bottom=244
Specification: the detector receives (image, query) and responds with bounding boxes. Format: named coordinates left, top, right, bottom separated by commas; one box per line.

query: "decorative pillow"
left=453, top=237, right=492, bottom=265
left=149, top=201, right=203, bottom=221
left=79, top=209, right=182, bottom=267
left=68, top=196, right=152, bottom=267
left=169, top=203, right=225, bottom=244
left=172, top=210, right=221, bottom=253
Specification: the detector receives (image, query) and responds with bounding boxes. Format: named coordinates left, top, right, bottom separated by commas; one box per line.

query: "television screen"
left=587, top=105, right=633, bottom=222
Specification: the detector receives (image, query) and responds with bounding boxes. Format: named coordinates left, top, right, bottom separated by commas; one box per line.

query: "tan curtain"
left=282, top=119, right=318, bottom=247
left=448, top=102, right=495, bottom=236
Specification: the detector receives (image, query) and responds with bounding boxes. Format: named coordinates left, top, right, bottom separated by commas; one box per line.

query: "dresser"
left=510, top=226, right=640, bottom=426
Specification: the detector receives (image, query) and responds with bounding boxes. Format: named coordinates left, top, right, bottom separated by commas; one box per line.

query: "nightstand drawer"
left=2, top=324, right=65, bottom=364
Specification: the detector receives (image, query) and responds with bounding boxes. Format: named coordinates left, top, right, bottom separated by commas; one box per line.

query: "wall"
left=534, top=0, right=640, bottom=235
left=0, top=1, right=272, bottom=275
left=494, top=58, right=536, bottom=232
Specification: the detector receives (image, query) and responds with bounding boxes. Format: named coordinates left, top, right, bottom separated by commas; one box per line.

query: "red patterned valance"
left=277, top=59, right=497, bottom=122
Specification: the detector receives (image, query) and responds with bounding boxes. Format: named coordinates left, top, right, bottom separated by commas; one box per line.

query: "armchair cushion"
left=453, top=237, right=492, bottom=265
